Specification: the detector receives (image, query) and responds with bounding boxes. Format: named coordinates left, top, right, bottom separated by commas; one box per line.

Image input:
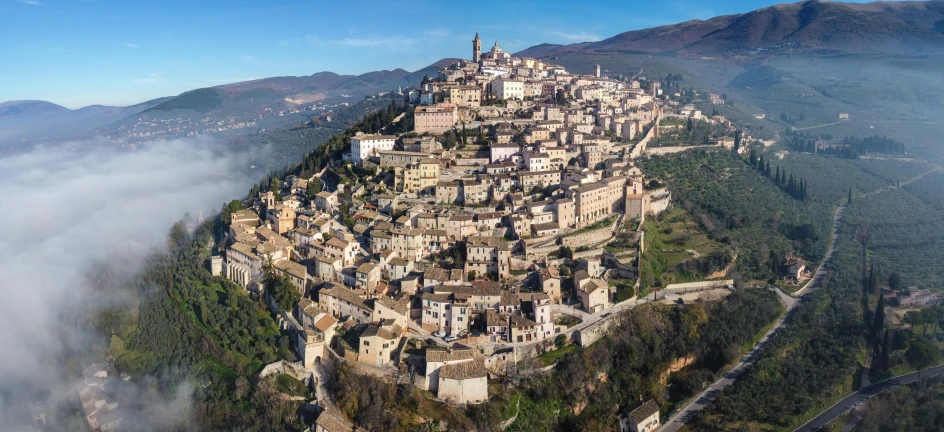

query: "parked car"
left=444, top=335, right=458, bottom=342
left=432, top=330, right=446, bottom=338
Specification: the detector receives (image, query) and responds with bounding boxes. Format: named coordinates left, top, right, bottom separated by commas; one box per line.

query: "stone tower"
left=473, top=32, right=481, bottom=62
left=595, top=64, right=601, bottom=78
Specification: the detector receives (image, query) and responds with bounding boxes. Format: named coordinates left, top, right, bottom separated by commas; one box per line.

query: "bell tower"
left=473, top=32, right=481, bottom=62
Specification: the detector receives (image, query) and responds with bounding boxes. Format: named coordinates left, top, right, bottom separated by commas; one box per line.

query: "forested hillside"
left=328, top=289, right=782, bottom=431
left=641, top=150, right=831, bottom=282
left=88, top=221, right=304, bottom=431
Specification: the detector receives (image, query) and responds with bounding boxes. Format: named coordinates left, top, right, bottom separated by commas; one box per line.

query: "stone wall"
left=455, top=157, right=490, bottom=166
left=573, top=247, right=605, bottom=260
left=646, top=144, right=720, bottom=155
left=561, top=215, right=620, bottom=248
left=630, top=107, right=661, bottom=158
left=602, top=251, right=636, bottom=279
left=576, top=314, right=620, bottom=347
left=525, top=243, right=560, bottom=260
left=664, top=279, right=734, bottom=293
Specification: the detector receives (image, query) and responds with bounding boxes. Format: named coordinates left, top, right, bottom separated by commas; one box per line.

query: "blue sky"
left=1, top=0, right=879, bottom=108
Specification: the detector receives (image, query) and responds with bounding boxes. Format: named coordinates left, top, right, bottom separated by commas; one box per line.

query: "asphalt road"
left=795, top=365, right=944, bottom=431
left=659, top=204, right=845, bottom=432
left=658, top=287, right=796, bottom=432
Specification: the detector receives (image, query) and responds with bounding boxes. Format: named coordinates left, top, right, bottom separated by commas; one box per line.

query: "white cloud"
left=205, top=77, right=262, bottom=84
left=549, top=31, right=601, bottom=42
left=424, top=28, right=450, bottom=37
left=134, top=72, right=165, bottom=84
left=304, top=35, right=417, bottom=51
left=14, top=0, right=41, bottom=5
left=123, top=43, right=139, bottom=48
left=0, top=136, right=251, bottom=395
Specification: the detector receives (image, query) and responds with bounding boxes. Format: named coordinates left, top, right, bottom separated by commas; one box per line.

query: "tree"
left=906, top=340, right=942, bottom=383
left=264, top=260, right=301, bottom=312
left=848, top=188, right=853, bottom=205
left=554, top=334, right=567, bottom=350
left=220, top=199, right=244, bottom=224
left=270, top=177, right=282, bottom=195
left=307, top=180, right=323, bottom=197
left=872, top=295, right=886, bottom=338
left=558, top=246, right=574, bottom=260
left=888, top=272, right=902, bottom=291
left=879, top=330, right=890, bottom=371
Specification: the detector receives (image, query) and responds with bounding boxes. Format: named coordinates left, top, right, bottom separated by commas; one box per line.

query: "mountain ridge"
left=516, top=0, right=944, bottom=58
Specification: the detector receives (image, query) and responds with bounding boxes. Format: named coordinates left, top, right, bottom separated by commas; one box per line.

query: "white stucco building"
left=351, top=133, right=395, bottom=164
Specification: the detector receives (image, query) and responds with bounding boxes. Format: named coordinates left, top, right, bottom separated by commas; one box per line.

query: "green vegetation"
left=536, top=344, right=577, bottom=367
left=689, top=239, right=865, bottom=430
left=748, top=149, right=809, bottom=200
left=145, top=88, right=223, bottom=112
left=564, top=214, right=617, bottom=237
left=652, top=118, right=730, bottom=147
left=845, top=176, right=944, bottom=288
left=786, top=133, right=906, bottom=158
left=94, top=221, right=303, bottom=431
left=331, top=290, right=781, bottom=431
left=641, top=150, right=829, bottom=281
left=638, top=207, right=731, bottom=288
left=851, top=375, right=944, bottom=432
left=272, top=374, right=310, bottom=398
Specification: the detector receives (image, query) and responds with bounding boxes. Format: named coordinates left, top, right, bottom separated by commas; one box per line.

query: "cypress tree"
left=873, top=295, right=886, bottom=338
left=880, top=330, right=890, bottom=370
left=775, top=166, right=781, bottom=185
left=848, top=188, right=853, bottom=204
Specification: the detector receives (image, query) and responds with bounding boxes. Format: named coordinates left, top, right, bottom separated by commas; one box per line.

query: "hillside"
left=0, top=100, right=70, bottom=118
left=517, top=0, right=944, bottom=57
left=90, top=58, right=461, bottom=146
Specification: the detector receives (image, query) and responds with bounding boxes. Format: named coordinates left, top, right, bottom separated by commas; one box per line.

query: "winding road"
left=660, top=166, right=943, bottom=432
left=795, top=365, right=944, bottom=431
left=659, top=204, right=847, bottom=431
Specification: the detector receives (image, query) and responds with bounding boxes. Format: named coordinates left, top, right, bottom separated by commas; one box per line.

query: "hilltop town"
left=214, top=34, right=746, bottom=431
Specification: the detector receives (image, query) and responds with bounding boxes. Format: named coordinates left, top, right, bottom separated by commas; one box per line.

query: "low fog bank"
left=0, top=137, right=255, bottom=429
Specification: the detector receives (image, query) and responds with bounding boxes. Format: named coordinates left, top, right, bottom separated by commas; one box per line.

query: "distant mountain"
left=0, top=100, right=70, bottom=118
left=93, top=58, right=461, bottom=144
left=0, top=59, right=459, bottom=151
left=517, top=0, right=944, bottom=57
left=0, top=98, right=171, bottom=151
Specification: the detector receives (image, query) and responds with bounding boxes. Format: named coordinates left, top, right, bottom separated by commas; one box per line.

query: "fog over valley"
left=0, top=139, right=253, bottom=430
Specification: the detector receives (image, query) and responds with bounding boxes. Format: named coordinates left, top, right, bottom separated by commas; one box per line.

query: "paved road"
left=659, top=202, right=847, bottom=432
left=660, top=166, right=944, bottom=431
left=659, top=287, right=797, bottom=432
left=795, top=365, right=944, bottom=431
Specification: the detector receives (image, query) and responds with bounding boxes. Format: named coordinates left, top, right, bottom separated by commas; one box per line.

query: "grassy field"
left=536, top=344, right=578, bottom=367
left=639, top=207, right=729, bottom=288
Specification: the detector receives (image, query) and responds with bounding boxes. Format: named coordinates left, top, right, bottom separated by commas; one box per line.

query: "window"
left=363, top=341, right=369, bottom=346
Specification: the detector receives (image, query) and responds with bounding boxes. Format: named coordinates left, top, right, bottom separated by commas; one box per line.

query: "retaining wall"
left=664, top=279, right=734, bottom=293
